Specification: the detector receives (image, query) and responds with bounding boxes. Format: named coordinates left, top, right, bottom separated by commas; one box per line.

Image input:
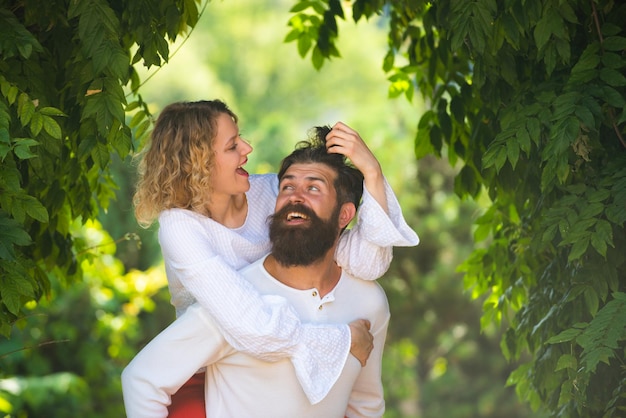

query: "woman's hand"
left=326, top=122, right=388, bottom=213
left=348, top=319, right=373, bottom=367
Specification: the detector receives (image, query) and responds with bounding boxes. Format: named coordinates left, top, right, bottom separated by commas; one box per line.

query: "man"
left=123, top=127, right=395, bottom=417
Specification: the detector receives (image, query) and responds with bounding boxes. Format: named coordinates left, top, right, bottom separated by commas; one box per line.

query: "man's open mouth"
left=286, top=212, right=309, bottom=221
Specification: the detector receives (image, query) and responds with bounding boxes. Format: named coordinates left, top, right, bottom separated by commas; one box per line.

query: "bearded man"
left=124, top=126, right=397, bottom=417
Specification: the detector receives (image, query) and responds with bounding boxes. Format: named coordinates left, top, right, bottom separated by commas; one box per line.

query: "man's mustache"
left=270, top=203, right=318, bottom=224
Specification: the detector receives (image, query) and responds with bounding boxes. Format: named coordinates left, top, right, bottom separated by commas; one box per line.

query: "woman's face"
left=210, top=112, right=253, bottom=197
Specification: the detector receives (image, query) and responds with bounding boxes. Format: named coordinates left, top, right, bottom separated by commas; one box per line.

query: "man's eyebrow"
left=279, top=174, right=328, bottom=184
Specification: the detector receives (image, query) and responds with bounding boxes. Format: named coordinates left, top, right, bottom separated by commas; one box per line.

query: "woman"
left=129, top=100, right=419, bottom=417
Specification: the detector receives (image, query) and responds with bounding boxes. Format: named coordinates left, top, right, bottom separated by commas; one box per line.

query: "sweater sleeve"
left=158, top=215, right=350, bottom=404
left=122, top=304, right=230, bottom=418
left=335, top=175, right=419, bottom=280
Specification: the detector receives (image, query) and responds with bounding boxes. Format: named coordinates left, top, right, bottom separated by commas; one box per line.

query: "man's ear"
left=338, top=202, right=357, bottom=229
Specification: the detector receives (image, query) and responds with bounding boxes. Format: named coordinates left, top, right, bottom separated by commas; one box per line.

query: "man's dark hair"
left=278, top=126, right=364, bottom=210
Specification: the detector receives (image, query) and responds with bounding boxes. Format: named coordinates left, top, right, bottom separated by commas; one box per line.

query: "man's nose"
left=288, top=189, right=304, bottom=203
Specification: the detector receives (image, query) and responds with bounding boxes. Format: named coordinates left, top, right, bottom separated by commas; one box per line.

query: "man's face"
left=269, top=163, right=344, bottom=266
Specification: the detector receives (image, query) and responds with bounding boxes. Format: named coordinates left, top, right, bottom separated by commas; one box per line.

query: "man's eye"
left=309, top=186, right=320, bottom=191
left=281, top=185, right=294, bottom=191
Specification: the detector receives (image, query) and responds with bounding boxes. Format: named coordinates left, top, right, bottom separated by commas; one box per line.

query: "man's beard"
left=268, top=203, right=341, bottom=267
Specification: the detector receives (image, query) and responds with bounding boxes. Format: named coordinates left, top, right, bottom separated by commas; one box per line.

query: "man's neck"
left=263, top=250, right=341, bottom=298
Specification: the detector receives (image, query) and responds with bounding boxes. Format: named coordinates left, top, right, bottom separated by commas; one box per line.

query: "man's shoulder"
left=340, top=273, right=389, bottom=310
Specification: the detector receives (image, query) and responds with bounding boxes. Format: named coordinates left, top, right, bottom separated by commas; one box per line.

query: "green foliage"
left=0, top=220, right=173, bottom=417
left=288, top=0, right=626, bottom=416
left=380, top=155, right=539, bottom=418
left=0, top=0, right=202, bottom=335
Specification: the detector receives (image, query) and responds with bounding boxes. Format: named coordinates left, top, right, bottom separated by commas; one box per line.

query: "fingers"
left=325, top=122, right=360, bottom=155
left=326, top=123, right=382, bottom=181
left=348, top=318, right=374, bottom=367
left=357, top=318, right=371, bottom=331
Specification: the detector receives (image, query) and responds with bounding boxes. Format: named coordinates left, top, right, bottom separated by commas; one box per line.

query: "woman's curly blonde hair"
left=133, top=100, right=238, bottom=228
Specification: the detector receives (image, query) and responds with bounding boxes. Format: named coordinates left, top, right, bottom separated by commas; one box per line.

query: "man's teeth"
left=287, top=212, right=309, bottom=221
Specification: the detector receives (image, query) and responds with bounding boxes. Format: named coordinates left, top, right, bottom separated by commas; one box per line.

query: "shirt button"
left=318, top=305, right=323, bottom=311
left=312, top=291, right=318, bottom=297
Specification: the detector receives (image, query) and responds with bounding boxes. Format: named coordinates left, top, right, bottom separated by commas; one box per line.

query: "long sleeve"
left=336, top=175, right=419, bottom=280
left=158, top=208, right=350, bottom=404
left=121, top=304, right=229, bottom=418
left=345, top=285, right=390, bottom=418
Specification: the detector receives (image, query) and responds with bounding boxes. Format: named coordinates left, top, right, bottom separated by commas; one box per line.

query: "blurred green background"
left=0, top=0, right=542, bottom=416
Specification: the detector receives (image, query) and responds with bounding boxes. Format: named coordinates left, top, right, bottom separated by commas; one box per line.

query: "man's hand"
left=326, top=123, right=389, bottom=214
left=348, top=319, right=373, bottom=367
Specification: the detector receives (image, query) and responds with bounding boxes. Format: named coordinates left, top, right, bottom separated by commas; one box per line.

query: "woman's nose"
left=243, top=141, right=253, bottom=155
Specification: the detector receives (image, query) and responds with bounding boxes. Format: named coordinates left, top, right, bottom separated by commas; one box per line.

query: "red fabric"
left=167, top=372, right=206, bottom=418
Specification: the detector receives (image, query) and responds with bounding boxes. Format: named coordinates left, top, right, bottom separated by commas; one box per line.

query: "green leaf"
left=297, top=33, right=312, bottom=57
left=591, top=219, right=613, bottom=257
left=0, top=276, right=34, bottom=314
left=414, top=126, right=435, bottom=159
left=284, top=28, right=300, bottom=43
left=601, top=23, right=622, bottom=36
left=290, top=1, right=319, bottom=13
left=533, top=13, right=552, bottom=51
left=579, top=201, right=604, bottom=219
left=584, top=286, right=599, bottom=316
left=599, top=68, right=626, bottom=86
left=450, top=96, right=465, bottom=124
left=568, top=236, right=589, bottom=261
left=602, top=36, right=626, bottom=51
left=506, top=138, right=520, bottom=169
left=526, top=117, right=541, bottom=145
left=557, top=2, right=577, bottom=23
left=18, top=93, right=35, bottom=126
left=557, top=379, right=573, bottom=407
left=587, top=188, right=611, bottom=203
left=29, top=112, right=43, bottom=136
left=546, top=326, right=584, bottom=344
left=78, top=135, right=97, bottom=161
left=111, top=124, right=132, bottom=157
left=311, top=45, right=324, bottom=70
left=23, top=195, right=49, bottom=223
left=601, top=52, right=623, bottom=70
left=12, top=138, right=39, bottom=160
left=555, top=353, right=577, bottom=371
left=92, top=141, right=110, bottom=169
left=600, top=86, right=625, bottom=108
left=0, top=214, right=32, bottom=260
left=42, top=115, right=63, bottom=139
left=541, top=223, right=558, bottom=243
left=517, top=128, right=531, bottom=155
left=382, top=50, right=394, bottom=72
left=39, top=107, right=66, bottom=117
left=576, top=293, right=626, bottom=372
left=134, top=119, right=152, bottom=146
left=482, top=142, right=507, bottom=172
